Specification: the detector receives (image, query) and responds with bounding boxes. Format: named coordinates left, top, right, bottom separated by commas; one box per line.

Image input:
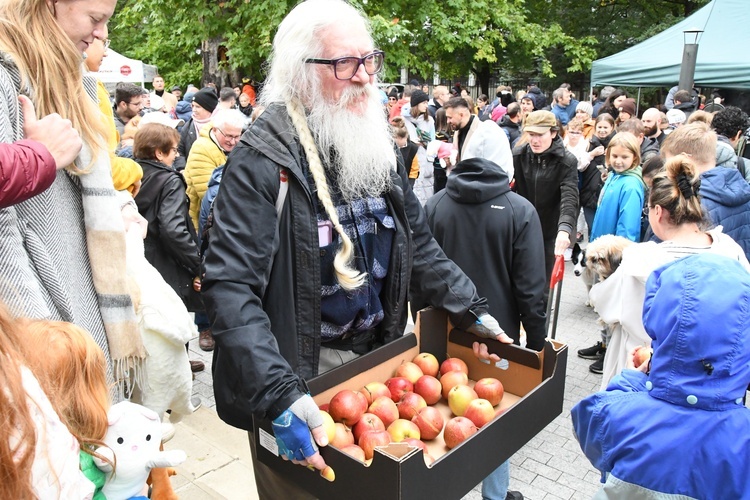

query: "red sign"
left=120, top=65, right=132, bottom=76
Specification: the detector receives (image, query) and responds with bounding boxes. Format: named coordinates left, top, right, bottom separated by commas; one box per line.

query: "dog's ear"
left=609, top=251, right=624, bottom=275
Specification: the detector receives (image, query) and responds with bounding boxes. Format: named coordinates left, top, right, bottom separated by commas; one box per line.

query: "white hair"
left=260, top=0, right=372, bottom=107
left=212, top=109, right=246, bottom=130
left=262, top=0, right=396, bottom=291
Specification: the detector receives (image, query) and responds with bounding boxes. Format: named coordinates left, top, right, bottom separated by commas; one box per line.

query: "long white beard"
left=307, top=84, right=395, bottom=202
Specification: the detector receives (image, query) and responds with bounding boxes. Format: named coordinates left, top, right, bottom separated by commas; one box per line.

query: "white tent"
left=94, top=49, right=157, bottom=87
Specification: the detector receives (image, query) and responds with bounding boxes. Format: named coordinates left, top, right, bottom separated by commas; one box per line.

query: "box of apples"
left=253, top=308, right=567, bottom=499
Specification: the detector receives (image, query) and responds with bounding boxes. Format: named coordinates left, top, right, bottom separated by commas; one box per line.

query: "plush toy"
left=94, top=401, right=186, bottom=500
left=426, top=140, right=458, bottom=169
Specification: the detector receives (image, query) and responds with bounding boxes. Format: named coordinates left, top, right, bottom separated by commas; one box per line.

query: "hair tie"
left=676, top=173, right=694, bottom=199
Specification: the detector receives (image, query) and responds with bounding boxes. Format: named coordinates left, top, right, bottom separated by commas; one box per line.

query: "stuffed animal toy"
left=94, top=402, right=186, bottom=500
left=426, top=140, right=458, bottom=169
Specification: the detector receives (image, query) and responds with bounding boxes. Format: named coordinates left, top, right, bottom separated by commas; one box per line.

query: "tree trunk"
left=201, top=36, right=233, bottom=88
left=473, top=63, right=491, bottom=96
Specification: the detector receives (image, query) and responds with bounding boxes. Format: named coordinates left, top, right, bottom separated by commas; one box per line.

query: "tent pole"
left=637, top=87, right=641, bottom=116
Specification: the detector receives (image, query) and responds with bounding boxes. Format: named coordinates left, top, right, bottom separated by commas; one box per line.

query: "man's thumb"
left=19, top=95, right=37, bottom=129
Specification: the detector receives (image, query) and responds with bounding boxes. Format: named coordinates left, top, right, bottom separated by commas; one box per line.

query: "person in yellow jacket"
left=84, top=29, right=143, bottom=195
left=184, top=109, right=245, bottom=232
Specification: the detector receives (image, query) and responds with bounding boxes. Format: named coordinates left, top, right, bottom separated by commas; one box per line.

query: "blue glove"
left=467, top=313, right=506, bottom=339
left=271, top=394, right=323, bottom=461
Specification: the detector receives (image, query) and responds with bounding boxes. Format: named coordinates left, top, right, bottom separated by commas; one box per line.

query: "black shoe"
left=589, top=353, right=605, bottom=374
left=506, top=491, right=524, bottom=500
left=578, top=341, right=606, bottom=360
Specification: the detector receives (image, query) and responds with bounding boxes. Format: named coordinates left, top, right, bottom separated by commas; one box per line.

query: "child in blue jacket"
left=589, top=133, right=645, bottom=243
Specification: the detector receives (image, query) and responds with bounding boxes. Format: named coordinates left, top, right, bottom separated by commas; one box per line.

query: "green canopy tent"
left=590, top=0, right=750, bottom=90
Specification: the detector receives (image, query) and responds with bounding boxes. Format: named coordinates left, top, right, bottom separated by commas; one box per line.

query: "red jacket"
left=0, top=139, right=56, bottom=208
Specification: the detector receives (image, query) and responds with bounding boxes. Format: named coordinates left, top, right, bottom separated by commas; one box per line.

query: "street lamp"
left=678, top=27, right=704, bottom=91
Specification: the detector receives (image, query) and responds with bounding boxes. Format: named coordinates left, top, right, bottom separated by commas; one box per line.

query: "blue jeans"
left=482, top=459, right=510, bottom=500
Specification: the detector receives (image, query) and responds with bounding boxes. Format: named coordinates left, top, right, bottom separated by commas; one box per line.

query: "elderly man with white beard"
left=201, top=0, right=512, bottom=497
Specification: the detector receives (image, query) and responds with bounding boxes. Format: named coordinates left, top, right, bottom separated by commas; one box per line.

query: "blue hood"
left=175, top=101, right=193, bottom=122
left=643, top=254, right=750, bottom=410
left=700, top=166, right=750, bottom=208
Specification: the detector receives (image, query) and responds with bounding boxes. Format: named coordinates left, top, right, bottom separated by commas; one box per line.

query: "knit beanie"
left=576, top=101, right=593, bottom=116
left=193, top=88, right=218, bottom=113
left=410, top=90, right=429, bottom=108
left=619, top=98, right=636, bottom=117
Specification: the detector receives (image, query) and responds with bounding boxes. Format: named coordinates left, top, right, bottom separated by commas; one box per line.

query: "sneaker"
left=578, top=341, right=606, bottom=360
left=161, top=422, right=175, bottom=443
left=506, top=491, right=524, bottom=500
left=589, top=352, right=605, bottom=374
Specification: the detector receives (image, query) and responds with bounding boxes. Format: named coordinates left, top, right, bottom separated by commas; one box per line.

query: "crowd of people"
left=2, top=0, right=750, bottom=498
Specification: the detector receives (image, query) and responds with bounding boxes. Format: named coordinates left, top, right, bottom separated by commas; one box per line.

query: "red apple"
left=398, top=392, right=427, bottom=420
left=448, top=384, right=478, bottom=416
left=330, top=422, right=355, bottom=448
left=474, top=377, right=505, bottom=407
left=464, top=398, right=496, bottom=428
left=440, top=357, right=469, bottom=376
left=394, top=361, right=424, bottom=384
left=358, top=429, right=391, bottom=460
left=318, top=403, right=329, bottom=412
left=368, top=396, right=399, bottom=428
left=634, top=346, right=653, bottom=368
left=329, top=389, right=367, bottom=426
left=360, top=382, right=390, bottom=405
left=412, top=352, right=439, bottom=377
left=385, top=377, right=414, bottom=403
left=413, top=375, right=442, bottom=405
left=352, top=413, right=385, bottom=442
left=387, top=419, right=421, bottom=442
left=320, top=410, right=336, bottom=443
left=444, top=416, right=478, bottom=449
left=402, top=437, right=427, bottom=451
left=411, top=406, right=445, bottom=440
left=340, top=444, right=366, bottom=462
left=440, top=370, right=469, bottom=399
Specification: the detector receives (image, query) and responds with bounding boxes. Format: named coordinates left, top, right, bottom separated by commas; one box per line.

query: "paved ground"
left=167, top=261, right=606, bottom=499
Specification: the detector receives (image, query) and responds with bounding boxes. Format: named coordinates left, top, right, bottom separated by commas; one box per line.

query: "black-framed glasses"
left=305, top=51, right=385, bottom=81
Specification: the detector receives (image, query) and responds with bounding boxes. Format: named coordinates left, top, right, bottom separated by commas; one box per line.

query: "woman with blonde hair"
left=0, top=0, right=145, bottom=395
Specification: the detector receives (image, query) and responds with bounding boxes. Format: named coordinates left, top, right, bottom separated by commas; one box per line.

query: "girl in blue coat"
left=589, top=133, right=645, bottom=243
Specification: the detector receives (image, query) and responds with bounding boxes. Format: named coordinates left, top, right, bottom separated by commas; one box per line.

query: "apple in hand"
left=394, top=361, right=424, bottom=384
left=412, top=352, right=439, bottom=377
left=385, top=377, right=414, bottom=403
left=352, top=413, right=385, bottom=442
left=412, top=406, right=445, bottom=440
left=398, top=392, right=427, bottom=420
left=358, top=429, right=392, bottom=460
left=320, top=410, right=336, bottom=443
left=474, top=377, right=504, bottom=406
left=330, top=422, right=355, bottom=449
left=444, top=416, right=478, bottom=449
left=633, top=346, right=653, bottom=368
left=414, top=375, right=442, bottom=405
left=361, top=382, right=391, bottom=405
left=440, top=357, right=469, bottom=376
left=440, top=370, right=469, bottom=399
left=464, top=398, right=495, bottom=428
left=329, top=389, right=367, bottom=426
left=368, top=396, right=399, bottom=428
left=448, top=384, right=478, bottom=416
left=340, top=444, right=366, bottom=462
left=387, top=418, right=421, bottom=442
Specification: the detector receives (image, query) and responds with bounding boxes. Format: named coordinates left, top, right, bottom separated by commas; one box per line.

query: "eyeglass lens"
left=334, top=52, right=383, bottom=80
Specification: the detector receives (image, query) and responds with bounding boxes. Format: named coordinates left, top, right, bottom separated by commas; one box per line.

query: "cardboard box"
left=253, top=309, right=567, bottom=499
